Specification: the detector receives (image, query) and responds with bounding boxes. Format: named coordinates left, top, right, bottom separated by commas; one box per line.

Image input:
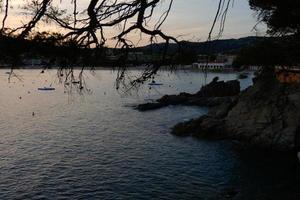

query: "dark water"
left=0, top=69, right=299, bottom=200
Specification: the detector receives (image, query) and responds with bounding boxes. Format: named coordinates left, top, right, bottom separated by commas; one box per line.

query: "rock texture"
left=225, top=71, right=300, bottom=150
left=137, top=78, right=240, bottom=111
left=196, top=77, right=240, bottom=97
left=172, top=70, right=300, bottom=151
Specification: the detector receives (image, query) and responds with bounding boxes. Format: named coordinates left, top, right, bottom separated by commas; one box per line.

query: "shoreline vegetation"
left=0, top=33, right=268, bottom=68
left=0, top=65, right=248, bottom=72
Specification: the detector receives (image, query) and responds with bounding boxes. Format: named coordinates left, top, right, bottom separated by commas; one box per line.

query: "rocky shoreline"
left=137, top=77, right=240, bottom=111
left=137, top=71, right=300, bottom=151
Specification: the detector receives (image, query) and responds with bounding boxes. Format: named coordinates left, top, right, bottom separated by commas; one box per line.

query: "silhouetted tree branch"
left=0, top=0, right=234, bottom=90
left=1, top=0, right=9, bottom=32
left=249, top=0, right=300, bottom=36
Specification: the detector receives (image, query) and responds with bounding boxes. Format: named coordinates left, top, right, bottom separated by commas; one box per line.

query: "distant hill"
left=140, top=36, right=271, bottom=55
left=0, top=34, right=272, bottom=66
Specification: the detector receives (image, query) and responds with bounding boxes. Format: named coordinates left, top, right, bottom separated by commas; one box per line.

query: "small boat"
left=38, top=87, right=55, bottom=91
left=148, top=82, right=163, bottom=86
left=148, top=80, right=164, bottom=86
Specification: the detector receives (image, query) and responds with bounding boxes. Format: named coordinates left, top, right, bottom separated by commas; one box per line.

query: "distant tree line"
left=0, top=0, right=299, bottom=86
left=233, top=36, right=300, bottom=68
left=0, top=31, right=117, bottom=67
left=0, top=0, right=235, bottom=88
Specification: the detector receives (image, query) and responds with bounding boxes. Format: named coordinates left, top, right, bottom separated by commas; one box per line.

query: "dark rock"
left=295, top=128, right=300, bottom=151
left=136, top=78, right=241, bottom=111
left=171, top=116, right=206, bottom=137
left=207, top=97, right=238, bottom=118
left=171, top=70, right=300, bottom=151
left=185, top=97, right=210, bottom=106
left=225, top=72, right=300, bottom=150
left=136, top=102, right=165, bottom=111
left=196, top=78, right=240, bottom=97
left=171, top=115, right=227, bottom=139
left=157, top=94, right=189, bottom=105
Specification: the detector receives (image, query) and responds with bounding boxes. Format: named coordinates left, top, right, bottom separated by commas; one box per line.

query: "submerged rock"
left=136, top=102, right=165, bottom=111
left=157, top=93, right=191, bottom=105
left=171, top=115, right=227, bottom=139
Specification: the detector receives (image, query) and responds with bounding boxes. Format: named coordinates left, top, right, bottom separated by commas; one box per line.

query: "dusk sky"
left=161, top=0, right=266, bottom=41
left=6, top=0, right=266, bottom=45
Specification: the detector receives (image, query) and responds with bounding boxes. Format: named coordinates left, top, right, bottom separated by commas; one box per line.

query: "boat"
left=148, top=80, right=163, bottom=86
left=148, top=83, right=163, bottom=86
left=38, top=87, right=55, bottom=91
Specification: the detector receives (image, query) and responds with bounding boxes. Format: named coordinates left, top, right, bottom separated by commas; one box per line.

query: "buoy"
left=297, top=152, right=300, bottom=163
left=32, top=112, right=35, bottom=116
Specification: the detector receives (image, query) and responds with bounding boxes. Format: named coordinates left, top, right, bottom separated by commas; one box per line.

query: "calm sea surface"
left=0, top=69, right=299, bottom=200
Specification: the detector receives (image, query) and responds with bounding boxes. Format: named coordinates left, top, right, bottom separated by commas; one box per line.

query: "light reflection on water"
left=0, top=69, right=298, bottom=200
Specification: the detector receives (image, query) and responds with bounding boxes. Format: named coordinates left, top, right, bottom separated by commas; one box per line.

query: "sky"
left=3, top=0, right=266, bottom=46
left=160, top=0, right=266, bottom=41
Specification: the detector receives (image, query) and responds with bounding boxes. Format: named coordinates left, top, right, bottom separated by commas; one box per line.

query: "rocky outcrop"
left=136, top=78, right=240, bottom=111
left=196, top=77, right=240, bottom=97
left=172, top=70, right=300, bottom=151
left=172, top=116, right=227, bottom=139
left=136, top=102, right=166, bottom=111
left=225, top=71, right=300, bottom=150
left=171, top=96, right=237, bottom=137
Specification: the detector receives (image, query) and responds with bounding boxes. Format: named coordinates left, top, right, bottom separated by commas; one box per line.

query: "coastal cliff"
left=138, top=71, right=300, bottom=151
left=172, top=71, right=300, bottom=150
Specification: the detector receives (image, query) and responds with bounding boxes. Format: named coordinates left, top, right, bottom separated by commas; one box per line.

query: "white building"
left=192, top=54, right=236, bottom=71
